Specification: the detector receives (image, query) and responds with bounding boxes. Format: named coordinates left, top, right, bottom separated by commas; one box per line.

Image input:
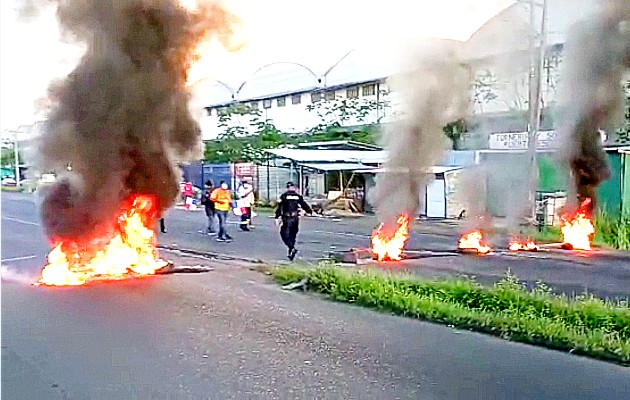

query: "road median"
left=272, top=264, right=630, bottom=365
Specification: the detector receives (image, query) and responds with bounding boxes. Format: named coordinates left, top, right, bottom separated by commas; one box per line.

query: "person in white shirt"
left=237, top=180, right=255, bottom=231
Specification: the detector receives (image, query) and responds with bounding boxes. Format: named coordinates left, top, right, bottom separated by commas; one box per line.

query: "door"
left=426, top=179, right=446, bottom=218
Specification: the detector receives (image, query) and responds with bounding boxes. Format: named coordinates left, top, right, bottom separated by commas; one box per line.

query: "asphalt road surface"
left=2, top=191, right=630, bottom=399
left=159, top=195, right=630, bottom=299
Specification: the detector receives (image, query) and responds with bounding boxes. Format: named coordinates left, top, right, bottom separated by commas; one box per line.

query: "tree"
left=305, top=90, right=391, bottom=141
left=204, top=104, right=292, bottom=164
left=472, top=70, right=499, bottom=113
left=1, top=147, right=23, bottom=169
left=442, top=118, right=467, bottom=150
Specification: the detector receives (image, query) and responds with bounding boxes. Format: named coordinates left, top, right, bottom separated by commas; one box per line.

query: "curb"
left=158, top=245, right=266, bottom=264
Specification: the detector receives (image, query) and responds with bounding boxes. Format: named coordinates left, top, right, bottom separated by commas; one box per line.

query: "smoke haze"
left=374, top=40, right=472, bottom=227
left=556, top=0, right=630, bottom=215
left=27, top=0, right=235, bottom=244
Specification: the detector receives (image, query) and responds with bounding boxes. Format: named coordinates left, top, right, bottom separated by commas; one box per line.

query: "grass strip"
left=272, top=265, right=630, bottom=365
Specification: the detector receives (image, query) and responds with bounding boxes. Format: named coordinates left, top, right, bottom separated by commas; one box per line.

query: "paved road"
left=159, top=199, right=630, bottom=299
left=2, top=191, right=630, bottom=399
left=4, top=191, right=630, bottom=298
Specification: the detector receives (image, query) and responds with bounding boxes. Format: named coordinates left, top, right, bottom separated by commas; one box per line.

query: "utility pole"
left=12, top=130, right=21, bottom=188
left=526, top=0, right=547, bottom=221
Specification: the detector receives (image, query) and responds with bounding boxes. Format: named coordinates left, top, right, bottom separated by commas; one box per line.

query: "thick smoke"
left=31, top=0, right=235, bottom=244
left=374, top=41, right=472, bottom=227
left=556, top=0, right=630, bottom=216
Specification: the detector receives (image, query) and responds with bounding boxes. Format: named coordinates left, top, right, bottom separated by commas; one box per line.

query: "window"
left=362, top=84, right=376, bottom=96
left=346, top=87, right=359, bottom=99
left=263, top=99, right=272, bottom=109
left=291, top=94, right=301, bottom=104
left=277, top=97, right=286, bottom=107
left=311, top=92, right=322, bottom=103
left=249, top=101, right=259, bottom=110
left=206, top=108, right=213, bottom=116
left=325, top=90, right=336, bottom=101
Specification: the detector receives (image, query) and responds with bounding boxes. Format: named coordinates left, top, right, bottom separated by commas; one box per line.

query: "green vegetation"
left=442, top=118, right=467, bottom=150
left=530, top=226, right=562, bottom=243
left=594, top=211, right=630, bottom=250
left=203, top=94, right=388, bottom=164
left=1, top=186, right=22, bottom=192
left=272, top=265, right=630, bottom=365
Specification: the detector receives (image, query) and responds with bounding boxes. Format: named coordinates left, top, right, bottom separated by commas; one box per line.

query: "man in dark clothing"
left=275, top=181, right=312, bottom=261
left=200, top=180, right=217, bottom=235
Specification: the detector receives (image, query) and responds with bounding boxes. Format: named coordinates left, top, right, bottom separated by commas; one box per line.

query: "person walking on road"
left=200, top=180, right=217, bottom=235
left=210, top=180, right=233, bottom=242
left=275, top=181, right=312, bottom=261
left=237, top=180, right=255, bottom=231
left=159, top=217, right=166, bottom=233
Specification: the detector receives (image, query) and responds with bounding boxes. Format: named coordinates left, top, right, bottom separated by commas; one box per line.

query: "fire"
left=508, top=237, right=539, bottom=252
left=371, top=215, right=410, bottom=261
left=35, top=195, right=168, bottom=286
left=560, top=199, right=595, bottom=251
left=458, top=231, right=492, bottom=254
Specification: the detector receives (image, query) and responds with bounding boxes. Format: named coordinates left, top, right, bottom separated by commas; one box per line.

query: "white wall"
left=201, top=81, right=400, bottom=140
left=199, top=48, right=567, bottom=141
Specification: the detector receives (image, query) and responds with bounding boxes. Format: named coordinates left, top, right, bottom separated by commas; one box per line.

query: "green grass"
left=272, top=265, right=630, bottom=365
left=531, top=226, right=562, bottom=243
left=594, top=211, right=630, bottom=250
left=1, top=186, right=22, bottom=192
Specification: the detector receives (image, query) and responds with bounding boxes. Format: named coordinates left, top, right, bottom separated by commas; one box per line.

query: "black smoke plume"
left=556, top=0, right=630, bottom=216
left=28, top=0, right=235, bottom=244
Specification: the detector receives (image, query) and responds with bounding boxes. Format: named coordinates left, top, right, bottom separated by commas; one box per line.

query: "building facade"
left=198, top=0, right=601, bottom=141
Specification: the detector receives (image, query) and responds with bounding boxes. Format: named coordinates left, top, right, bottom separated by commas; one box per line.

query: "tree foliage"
left=203, top=93, right=390, bottom=163
left=305, top=90, right=390, bottom=132
left=1, top=147, right=23, bottom=168
left=472, top=70, right=499, bottom=113
left=204, top=104, right=294, bottom=164
left=442, top=118, right=467, bottom=150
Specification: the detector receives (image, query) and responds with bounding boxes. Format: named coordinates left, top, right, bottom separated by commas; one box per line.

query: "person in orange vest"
left=210, top=180, right=233, bottom=242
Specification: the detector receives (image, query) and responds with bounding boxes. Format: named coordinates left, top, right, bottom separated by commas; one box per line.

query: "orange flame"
left=560, top=199, right=595, bottom=251
left=458, top=231, right=492, bottom=254
left=508, top=237, right=539, bottom=252
left=35, top=195, right=168, bottom=286
left=371, top=215, right=410, bottom=261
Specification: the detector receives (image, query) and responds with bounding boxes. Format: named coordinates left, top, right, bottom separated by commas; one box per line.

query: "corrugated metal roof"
left=202, top=0, right=598, bottom=110
left=301, top=162, right=376, bottom=172
left=266, top=148, right=387, bottom=164
left=298, top=140, right=382, bottom=151
left=205, top=86, right=320, bottom=109
left=358, top=166, right=464, bottom=174
left=204, top=76, right=389, bottom=109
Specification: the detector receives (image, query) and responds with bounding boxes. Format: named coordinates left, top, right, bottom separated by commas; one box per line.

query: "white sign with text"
left=489, top=130, right=559, bottom=150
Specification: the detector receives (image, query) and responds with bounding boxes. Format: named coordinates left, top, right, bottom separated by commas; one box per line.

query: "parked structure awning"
left=265, top=148, right=386, bottom=164
left=301, top=163, right=377, bottom=172
left=357, top=166, right=463, bottom=174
